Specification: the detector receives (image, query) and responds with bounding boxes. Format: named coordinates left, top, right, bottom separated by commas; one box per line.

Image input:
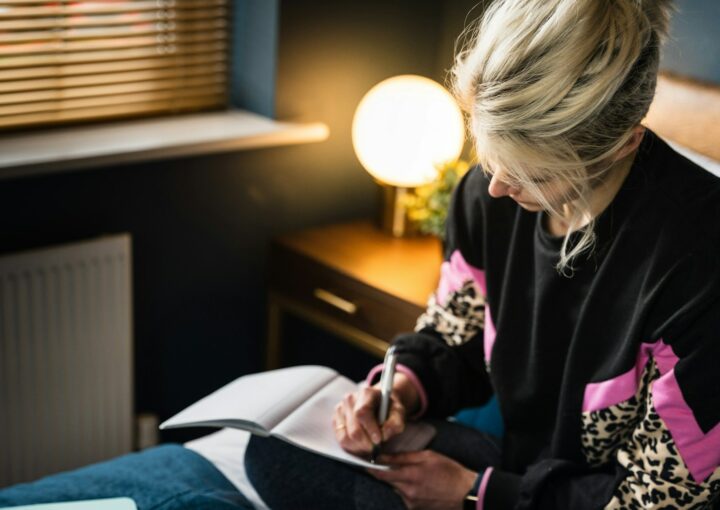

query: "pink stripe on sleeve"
left=476, top=467, right=494, bottom=510
left=365, top=363, right=384, bottom=386
left=583, top=362, right=640, bottom=412
left=436, top=250, right=486, bottom=307
left=395, top=364, right=428, bottom=419
left=582, top=339, right=679, bottom=412
left=365, top=363, right=428, bottom=419
left=581, top=338, right=719, bottom=482
left=652, top=369, right=720, bottom=482
left=483, top=304, right=497, bottom=364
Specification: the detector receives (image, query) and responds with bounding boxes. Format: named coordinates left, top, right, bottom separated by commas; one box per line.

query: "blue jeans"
left=245, top=419, right=502, bottom=510
left=0, top=444, right=253, bottom=510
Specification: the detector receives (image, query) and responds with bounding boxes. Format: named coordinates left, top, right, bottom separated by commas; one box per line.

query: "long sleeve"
left=483, top=234, right=720, bottom=509
left=391, top=166, right=495, bottom=418
left=489, top=305, right=720, bottom=510
left=377, top=133, right=720, bottom=509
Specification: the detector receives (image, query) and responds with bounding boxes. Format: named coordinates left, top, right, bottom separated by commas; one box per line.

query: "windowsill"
left=0, top=109, right=330, bottom=181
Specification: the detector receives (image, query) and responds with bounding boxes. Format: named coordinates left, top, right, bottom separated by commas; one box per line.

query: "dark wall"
left=661, top=0, right=720, bottom=84
left=5, top=0, right=711, bottom=446
left=0, top=0, right=469, bottom=441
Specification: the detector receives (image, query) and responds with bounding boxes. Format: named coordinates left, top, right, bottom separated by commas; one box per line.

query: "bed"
left=1, top=72, right=719, bottom=510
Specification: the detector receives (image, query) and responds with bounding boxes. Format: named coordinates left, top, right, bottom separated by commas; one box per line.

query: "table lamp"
left=352, top=74, right=465, bottom=236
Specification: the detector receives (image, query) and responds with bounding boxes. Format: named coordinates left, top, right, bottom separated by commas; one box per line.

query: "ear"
left=612, top=125, right=646, bottom=161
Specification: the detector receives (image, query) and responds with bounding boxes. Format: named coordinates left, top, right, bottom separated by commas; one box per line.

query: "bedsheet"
left=184, top=429, right=268, bottom=510
left=0, top=444, right=252, bottom=510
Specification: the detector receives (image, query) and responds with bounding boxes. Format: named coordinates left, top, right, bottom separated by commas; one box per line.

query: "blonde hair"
left=449, top=0, right=674, bottom=274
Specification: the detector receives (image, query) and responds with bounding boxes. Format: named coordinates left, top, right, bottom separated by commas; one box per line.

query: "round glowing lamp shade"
left=352, top=75, right=465, bottom=188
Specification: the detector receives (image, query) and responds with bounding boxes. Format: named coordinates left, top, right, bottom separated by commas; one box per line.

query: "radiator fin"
left=0, top=235, right=133, bottom=487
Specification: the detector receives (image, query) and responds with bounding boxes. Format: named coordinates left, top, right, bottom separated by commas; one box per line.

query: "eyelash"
left=484, top=165, right=554, bottom=187
left=529, top=177, right=552, bottom=184
left=487, top=171, right=551, bottom=187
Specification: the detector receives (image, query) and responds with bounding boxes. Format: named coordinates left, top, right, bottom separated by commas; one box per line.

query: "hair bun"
left=633, top=0, right=675, bottom=39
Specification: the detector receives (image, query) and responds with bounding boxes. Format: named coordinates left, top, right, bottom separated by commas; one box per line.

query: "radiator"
left=0, top=235, right=133, bottom=487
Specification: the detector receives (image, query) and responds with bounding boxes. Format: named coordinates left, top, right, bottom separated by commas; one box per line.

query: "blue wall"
left=0, top=0, right=447, bottom=444
left=231, top=0, right=279, bottom=117
left=4, top=0, right=716, bottom=446
left=661, top=1, right=720, bottom=84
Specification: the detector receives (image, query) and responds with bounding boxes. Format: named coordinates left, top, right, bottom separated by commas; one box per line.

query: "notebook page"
left=161, top=365, right=338, bottom=432
left=271, top=376, right=392, bottom=470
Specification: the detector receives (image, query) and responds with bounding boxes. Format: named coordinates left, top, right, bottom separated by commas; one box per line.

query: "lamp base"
left=377, top=184, right=419, bottom=237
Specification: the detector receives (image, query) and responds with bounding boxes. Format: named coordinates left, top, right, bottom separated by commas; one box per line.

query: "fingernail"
left=371, top=433, right=381, bottom=444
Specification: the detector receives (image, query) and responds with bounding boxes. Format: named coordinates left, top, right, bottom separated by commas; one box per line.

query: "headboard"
left=644, top=72, right=720, bottom=170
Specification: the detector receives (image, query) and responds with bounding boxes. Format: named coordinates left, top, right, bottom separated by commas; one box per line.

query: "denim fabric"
left=0, top=444, right=253, bottom=510
left=453, top=395, right=505, bottom=438
left=244, top=419, right=502, bottom=510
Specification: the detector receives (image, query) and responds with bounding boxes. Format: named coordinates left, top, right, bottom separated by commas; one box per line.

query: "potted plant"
left=403, top=159, right=470, bottom=242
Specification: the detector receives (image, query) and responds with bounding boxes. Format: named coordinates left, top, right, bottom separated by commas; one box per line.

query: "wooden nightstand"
left=266, top=220, right=442, bottom=368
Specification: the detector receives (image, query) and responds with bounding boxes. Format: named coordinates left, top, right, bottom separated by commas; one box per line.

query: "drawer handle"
left=313, top=288, right=358, bottom=315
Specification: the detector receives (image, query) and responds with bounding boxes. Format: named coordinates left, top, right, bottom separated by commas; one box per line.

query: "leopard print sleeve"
left=578, top=284, right=720, bottom=510
left=414, top=250, right=488, bottom=348
left=580, top=341, right=720, bottom=509
left=509, top=285, right=720, bottom=510
left=390, top=167, right=495, bottom=418
left=413, top=165, right=494, bottom=352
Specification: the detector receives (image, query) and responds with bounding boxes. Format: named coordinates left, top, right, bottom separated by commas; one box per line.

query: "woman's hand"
left=368, top=450, right=478, bottom=510
left=333, top=373, right=419, bottom=457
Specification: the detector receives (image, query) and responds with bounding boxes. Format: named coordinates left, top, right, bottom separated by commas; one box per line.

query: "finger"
left=391, top=483, right=419, bottom=509
left=332, top=402, right=348, bottom=443
left=336, top=395, right=362, bottom=454
left=381, top=398, right=406, bottom=440
left=378, top=450, right=429, bottom=466
left=343, top=393, right=374, bottom=453
left=354, top=387, right=382, bottom=445
left=366, top=465, right=413, bottom=484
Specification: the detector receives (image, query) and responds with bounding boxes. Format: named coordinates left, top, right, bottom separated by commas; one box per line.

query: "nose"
left=488, top=172, right=520, bottom=198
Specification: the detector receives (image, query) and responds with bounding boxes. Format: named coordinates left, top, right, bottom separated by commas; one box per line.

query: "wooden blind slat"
left=0, top=0, right=230, bottom=131
left=0, top=74, right=226, bottom=106
left=0, top=84, right=226, bottom=116
left=0, top=20, right=227, bottom=44
left=0, top=7, right=226, bottom=30
left=0, top=32, right=226, bottom=57
left=0, top=43, right=227, bottom=70
left=0, top=96, right=224, bottom=129
left=0, top=64, right=226, bottom=94
left=0, top=54, right=225, bottom=82
left=0, top=0, right=226, bottom=18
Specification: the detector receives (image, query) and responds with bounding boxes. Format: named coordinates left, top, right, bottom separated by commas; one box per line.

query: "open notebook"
left=160, top=365, right=435, bottom=471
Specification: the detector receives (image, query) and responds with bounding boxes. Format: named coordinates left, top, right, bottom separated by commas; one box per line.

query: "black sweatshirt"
left=390, top=129, right=720, bottom=509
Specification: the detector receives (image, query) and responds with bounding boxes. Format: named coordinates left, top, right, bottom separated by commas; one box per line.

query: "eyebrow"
left=528, top=175, right=553, bottom=184
left=484, top=164, right=554, bottom=185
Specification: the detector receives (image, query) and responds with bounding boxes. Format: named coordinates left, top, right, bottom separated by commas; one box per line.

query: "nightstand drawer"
left=265, top=221, right=441, bottom=368
left=269, top=243, right=424, bottom=343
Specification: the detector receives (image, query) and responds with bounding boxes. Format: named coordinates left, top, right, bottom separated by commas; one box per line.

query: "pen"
left=371, top=345, right=397, bottom=463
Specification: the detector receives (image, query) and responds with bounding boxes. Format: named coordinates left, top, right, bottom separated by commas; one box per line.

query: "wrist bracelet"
left=463, top=470, right=483, bottom=510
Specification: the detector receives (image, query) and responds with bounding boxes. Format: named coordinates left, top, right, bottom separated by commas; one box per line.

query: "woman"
left=246, top=0, right=720, bottom=508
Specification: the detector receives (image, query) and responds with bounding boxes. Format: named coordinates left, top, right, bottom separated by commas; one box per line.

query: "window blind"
left=0, top=0, right=229, bottom=131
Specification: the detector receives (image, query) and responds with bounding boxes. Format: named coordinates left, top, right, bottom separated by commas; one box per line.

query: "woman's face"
left=484, top=127, right=645, bottom=212
left=486, top=167, right=576, bottom=212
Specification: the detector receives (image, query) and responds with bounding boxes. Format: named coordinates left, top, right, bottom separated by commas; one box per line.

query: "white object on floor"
left=185, top=429, right=269, bottom=510
left=667, top=139, right=720, bottom=177
left=0, top=498, right=136, bottom=510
